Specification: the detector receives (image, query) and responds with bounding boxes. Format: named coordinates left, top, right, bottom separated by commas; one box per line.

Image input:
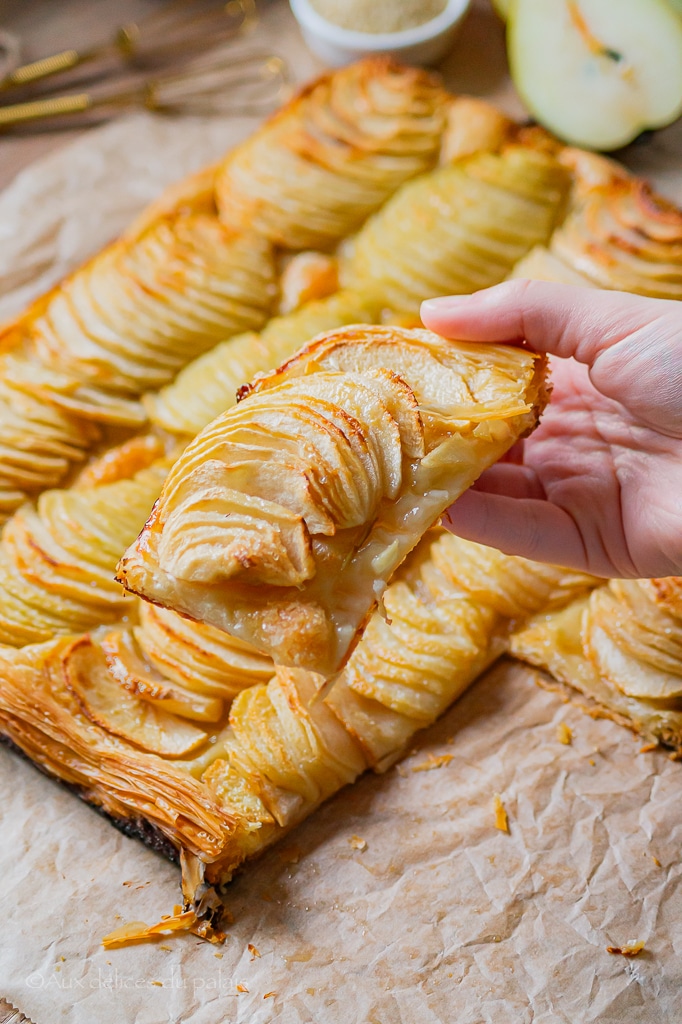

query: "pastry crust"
left=214, top=58, right=449, bottom=249
left=0, top=59, right=454, bottom=521
left=117, top=325, right=548, bottom=674
left=0, top=534, right=596, bottom=887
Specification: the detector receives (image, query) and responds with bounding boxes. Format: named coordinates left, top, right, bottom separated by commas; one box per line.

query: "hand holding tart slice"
left=117, top=324, right=548, bottom=675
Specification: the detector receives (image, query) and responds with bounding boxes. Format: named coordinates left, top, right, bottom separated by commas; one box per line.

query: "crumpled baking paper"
left=1, top=3, right=681, bottom=1021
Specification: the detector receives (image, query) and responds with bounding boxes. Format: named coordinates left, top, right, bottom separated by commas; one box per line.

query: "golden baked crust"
left=214, top=57, right=449, bottom=249
left=340, top=143, right=571, bottom=313
left=0, top=59, right=456, bottom=523
left=0, top=534, right=595, bottom=889
left=117, top=325, right=548, bottom=674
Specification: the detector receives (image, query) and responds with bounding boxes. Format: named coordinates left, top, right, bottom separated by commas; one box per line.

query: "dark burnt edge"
left=0, top=732, right=179, bottom=864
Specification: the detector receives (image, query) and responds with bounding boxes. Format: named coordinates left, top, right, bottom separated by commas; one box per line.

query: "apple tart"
left=340, top=143, right=571, bottom=313
left=0, top=532, right=595, bottom=908
left=117, top=325, right=548, bottom=674
left=511, top=177, right=682, bottom=299
left=511, top=577, right=682, bottom=749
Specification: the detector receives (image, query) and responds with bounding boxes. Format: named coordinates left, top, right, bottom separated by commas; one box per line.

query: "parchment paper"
left=1, top=3, right=682, bottom=1022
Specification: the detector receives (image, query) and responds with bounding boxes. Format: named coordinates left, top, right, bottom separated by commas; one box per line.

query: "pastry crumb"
left=349, top=835, right=368, bottom=851
left=412, top=753, right=454, bottom=772
left=151, top=980, right=163, bottom=987
left=237, top=983, right=249, bottom=993
left=214, top=952, right=223, bottom=958
left=264, top=992, right=276, bottom=999
left=639, top=742, right=658, bottom=754
left=279, top=845, right=302, bottom=864
left=652, top=855, right=662, bottom=868
left=248, top=943, right=261, bottom=959
left=159, top=945, right=172, bottom=952
left=493, top=794, right=509, bottom=833
left=556, top=722, right=572, bottom=745
left=606, top=940, right=645, bottom=957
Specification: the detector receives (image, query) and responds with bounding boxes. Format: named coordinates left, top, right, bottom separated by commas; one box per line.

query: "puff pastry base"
left=117, top=326, right=548, bottom=674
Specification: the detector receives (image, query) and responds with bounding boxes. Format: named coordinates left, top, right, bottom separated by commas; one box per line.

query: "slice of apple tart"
left=511, top=576, right=682, bottom=750
left=117, top=325, right=548, bottom=675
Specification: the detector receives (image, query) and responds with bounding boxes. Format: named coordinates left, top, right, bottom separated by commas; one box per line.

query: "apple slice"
left=508, top=0, right=682, bottom=150
left=99, top=630, right=224, bottom=723
left=62, top=635, right=209, bottom=757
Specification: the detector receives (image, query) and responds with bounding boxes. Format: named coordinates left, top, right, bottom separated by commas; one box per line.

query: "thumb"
left=421, top=280, right=677, bottom=366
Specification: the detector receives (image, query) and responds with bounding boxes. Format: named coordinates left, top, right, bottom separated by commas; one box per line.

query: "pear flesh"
left=509, top=0, right=682, bottom=150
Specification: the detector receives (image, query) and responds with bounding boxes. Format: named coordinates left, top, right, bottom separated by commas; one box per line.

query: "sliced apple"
left=62, top=635, right=209, bottom=757
left=508, top=0, right=682, bottom=150
left=100, top=630, right=224, bottom=722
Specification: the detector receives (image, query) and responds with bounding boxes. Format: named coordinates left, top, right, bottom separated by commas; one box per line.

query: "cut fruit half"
left=508, top=0, right=682, bottom=150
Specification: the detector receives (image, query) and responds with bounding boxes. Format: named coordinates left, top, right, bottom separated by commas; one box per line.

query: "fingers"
left=421, top=280, right=675, bottom=366
left=469, top=463, right=546, bottom=500
left=441, top=489, right=608, bottom=575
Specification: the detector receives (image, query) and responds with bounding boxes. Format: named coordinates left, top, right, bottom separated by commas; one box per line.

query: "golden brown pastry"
left=340, top=143, right=571, bottom=313
left=511, top=577, right=682, bottom=749
left=117, top=325, right=548, bottom=674
left=0, top=533, right=595, bottom=910
left=214, top=58, right=449, bottom=250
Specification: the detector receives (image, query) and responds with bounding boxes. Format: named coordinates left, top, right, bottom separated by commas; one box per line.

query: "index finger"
left=421, top=280, right=673, bottom=365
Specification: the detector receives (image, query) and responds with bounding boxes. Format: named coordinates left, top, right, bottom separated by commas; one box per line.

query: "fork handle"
left=0, top=92, right=92, bottom=128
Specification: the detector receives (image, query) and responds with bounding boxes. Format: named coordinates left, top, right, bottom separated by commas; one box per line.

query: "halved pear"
left=508, top=0, right=682, bottom=150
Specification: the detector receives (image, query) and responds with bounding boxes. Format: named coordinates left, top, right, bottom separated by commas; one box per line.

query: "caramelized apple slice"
left=584, top=610, right=682, bottom=701
left=62, top=636, right=209, bottom=756
left=100, top=631, right=224, bottom=722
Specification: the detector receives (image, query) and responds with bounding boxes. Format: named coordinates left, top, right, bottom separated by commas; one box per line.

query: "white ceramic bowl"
left=289, top=0, right=471, bottom=67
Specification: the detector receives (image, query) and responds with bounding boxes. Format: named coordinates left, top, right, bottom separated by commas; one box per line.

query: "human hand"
left=421, top=281, right=682, bottom=579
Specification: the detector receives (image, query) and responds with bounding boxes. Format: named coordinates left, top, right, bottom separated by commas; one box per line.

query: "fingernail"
left=420, top=295, right=469, bottom=314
